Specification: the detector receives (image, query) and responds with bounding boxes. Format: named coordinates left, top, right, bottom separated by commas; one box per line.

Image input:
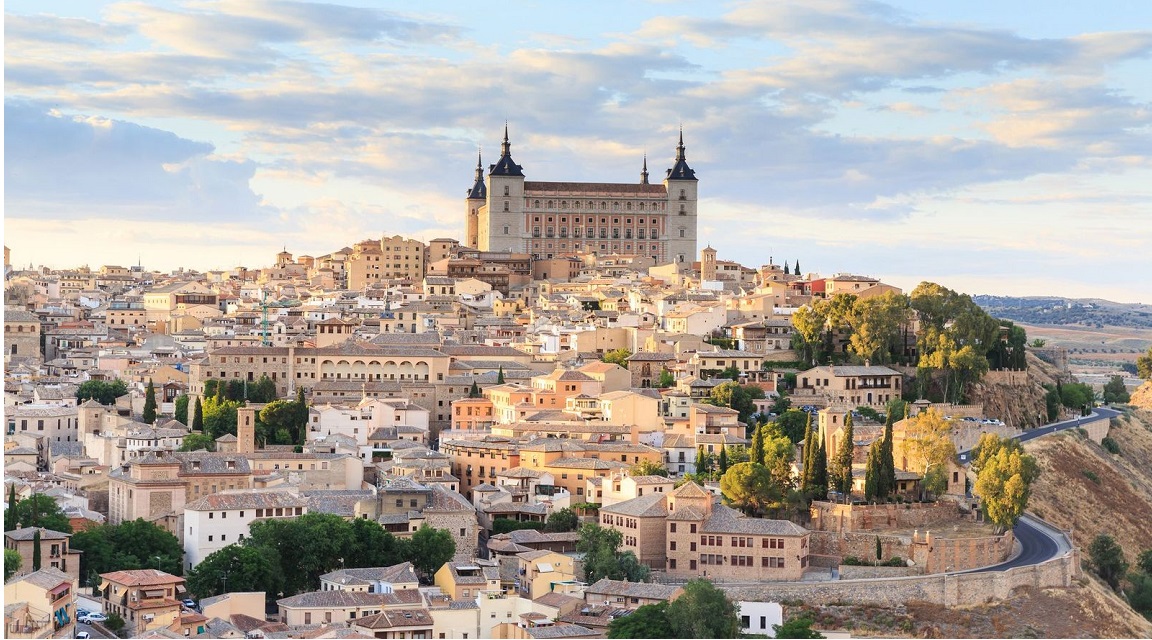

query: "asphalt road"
left=958, top=407, right=1121, bottom=460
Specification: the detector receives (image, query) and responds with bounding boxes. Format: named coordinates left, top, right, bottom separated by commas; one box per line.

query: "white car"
left=76, top=632, right=91, bottom=640
left=78, top=612, right=107, bottom=624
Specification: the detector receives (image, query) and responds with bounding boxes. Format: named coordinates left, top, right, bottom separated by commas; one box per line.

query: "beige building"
left=4, top=568, right=77, bottom=640
left=99, top=569, right=185, bottom=635
left=664, top=482, right=810, bottom=581
left=466, top=127, right=699, bottom=266
left=4, top=528, right=82, bottom=582
left=514, top=550, right=579, bottom=600
left=4, top=308, right=42, bottom=362
left=346, top=235, right=426, bottom=290
left=599, top=492, right=670, bottom=569
left=795, top=365, right=903, bottom=409
left=433, top=561, right=501, bottom=601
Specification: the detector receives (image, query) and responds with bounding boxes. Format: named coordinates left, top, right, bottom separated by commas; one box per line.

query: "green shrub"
left=841, top=556, right=865, bottom=566
left=1101, top=437, right=1121, bottom=455
left=882, top=556, right=906, bottom=567
left=1082, top=470, right=1100, bottom=484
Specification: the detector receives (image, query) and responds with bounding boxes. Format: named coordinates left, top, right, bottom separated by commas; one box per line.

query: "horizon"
left=5, top=1, right=1152, bottom=305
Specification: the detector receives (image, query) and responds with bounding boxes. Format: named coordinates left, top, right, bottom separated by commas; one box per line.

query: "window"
left=690, top=524, right=697, bottom=533
left=670, top=523, right=676, bottom=533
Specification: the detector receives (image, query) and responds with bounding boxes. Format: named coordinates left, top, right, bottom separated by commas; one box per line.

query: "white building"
left=308, top=398, right=430, bottom=447
left=183, top=490, right=308, bottom=571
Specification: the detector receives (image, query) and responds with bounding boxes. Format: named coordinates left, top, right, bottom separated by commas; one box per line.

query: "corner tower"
left=480, top=125, right=526, bottom=253
left=663, top=128, right=699, bottom=269
left=465, top=149, right=485, bottom=249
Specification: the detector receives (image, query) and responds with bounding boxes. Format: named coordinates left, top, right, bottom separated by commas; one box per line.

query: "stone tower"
left=236, top=406, right=257, bottom=454
left=464, top=149, right=485, bottom=249
left=700, top=245, right=717, bottom=281
left=663, top=128, right=699, bottom=269
left=479, top=124, right=526, bottom=253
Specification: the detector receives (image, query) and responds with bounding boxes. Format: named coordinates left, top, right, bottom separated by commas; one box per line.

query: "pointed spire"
left=474, top=147, right=484, bottom=180
left=676, top=125, right=686, bottom=161
left=640, top=154, right=649, bottom=185
left=490, top=122, right=524, bottom=177
left=467, top=147, right=488, bottom=199
left=666, top=125, right=697, bottom=181
left=501, top=122, right=511, bottom=157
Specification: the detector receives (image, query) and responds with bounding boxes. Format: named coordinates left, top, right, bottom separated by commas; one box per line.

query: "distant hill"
left=975, top=295, right=1152, bottom=329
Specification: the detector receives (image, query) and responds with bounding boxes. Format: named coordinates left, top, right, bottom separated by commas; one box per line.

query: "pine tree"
left=834, top=413, right=855, bottom=502
left=192, top=398, right=204, bottom=432
left=32, top=529, right=42, bottom=571
left=751, top=423, right=766, bottom=465
left=497, top=367, right=505, bottom=384
left=142, top=379, right=158, bottom=424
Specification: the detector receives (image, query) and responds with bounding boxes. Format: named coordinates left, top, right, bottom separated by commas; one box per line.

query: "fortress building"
left=465, top=126, right=699, bottom=266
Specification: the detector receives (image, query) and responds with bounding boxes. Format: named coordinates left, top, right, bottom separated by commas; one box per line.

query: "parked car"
left=182, top=598, right=198, bottom=610
left=78, top=612, right=107, bottom=624
left=76, top=632, right=91, bottom=640
left=75, top=609, right=90, bottom=618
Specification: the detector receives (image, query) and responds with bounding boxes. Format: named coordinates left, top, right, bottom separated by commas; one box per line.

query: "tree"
left=864, top=439, right=885, bottom=503
left=174, top=395, right=190, bottom=425
left=719, top=462, right=779, bottom=515
left=717, top=446, right=729, bottom=476
left=577, top=524, right=648, bottom=583
left=76, top=379, right=129, bottom=405
left=5, top=494, right=71, bottom=533
left=179, top=433, right=216, bottom=452
left=247, top=375, right=278, bottom=403
left=4, top=548, right=21, bottom=580
left=544, top=508, right=580, bottom=532
left=249, top=513, right=353, bottom=595
left=1103, top=375, right=1130, bottom=404
left=631, top=460, right=669, bottom=477
left=694, top=448, right=713, bottom=478
left=900, top=409, right=957, bottom=499
left=203, top=379, right=219, bottom=399
left=186, top=543, right=284, bottom=599
left=657, top=369, right=675, bottom=388
left=343, top=518, right=408, bottom=570
left=1088, top=534, right=1128, bottom=591
left=1128, top=571, right=1152, bottom=619
left=1137, top=548, right=1152, bottom=576
left=703, top=381, right=764, bottom=426
left=468, top=381, right=481, bottom=398
left=773, top=615, right=825, bottom=639
left=761, top=428, right=796, bottom=493
left=607, top=602, right=672, bottom=639
left=800, top=412, right=817, bottom=494
left=259, top=399, right=306, bottom=446
left=497, top=366, right=506, bottom=384
left=142, top=379, right=158, bottom=424
left=879, top=411, right=896, bottom=500
left=1137, top=346, right=1152, bottom=379
left=848, top=292, right=910, bottom=365
left=192, top=397, right=204, bottom=431
left=794, top=260, right=801, bottom=276
left=791, top=302, right=830, bottom=365
left=105, top=612, right=126, bottom=633
left=602, top=349, right=631, bottom=367
left=1060, top=382, right=1094, bottom=413
left=201, top=394, right=241, bottom=440
left=783, top=262, right=790, bottom=275
left=831, top=413, right=855, bottom=501
left=409, top=525, right=456, bottom=580
left=771, top=410, right=809, bottom=445
left=750, top=423, right=766, bottom=465
left=32, top=529, right=42, bottom=571
left=664, top=579, right=741, bottom=638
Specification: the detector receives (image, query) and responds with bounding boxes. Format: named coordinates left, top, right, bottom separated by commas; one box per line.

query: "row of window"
left=670, top=556, right=795, bottom=570
left=521, top=199, right=670, bottom=211
left=532, top=227, right=657, bottom=239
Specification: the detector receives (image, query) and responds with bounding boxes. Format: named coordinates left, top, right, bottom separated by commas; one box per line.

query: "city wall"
left=728, top=549, right=1080, bottom=608
left=809, top=500, right=963, bottom=533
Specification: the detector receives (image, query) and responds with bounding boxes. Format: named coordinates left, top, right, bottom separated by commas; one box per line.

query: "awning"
left=176, top=584, right=187, bottom=593
left=536, top=562, right=554, bottom=573
left=98, top=581, right=110, bottom=592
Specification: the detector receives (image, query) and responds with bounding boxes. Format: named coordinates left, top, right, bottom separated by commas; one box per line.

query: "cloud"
left=4, top=101, right=277, bottom=223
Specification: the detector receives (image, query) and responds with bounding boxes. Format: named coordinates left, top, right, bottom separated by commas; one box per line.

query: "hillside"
left=975, top=295, right=1152, bottom=329
left=1025, top=410, right=1152, bottom=565
left=964, top=351, right=1068, bottom=429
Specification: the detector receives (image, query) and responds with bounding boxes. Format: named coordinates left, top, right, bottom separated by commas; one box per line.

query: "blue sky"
left=5, top=1, right=1151, bottom=303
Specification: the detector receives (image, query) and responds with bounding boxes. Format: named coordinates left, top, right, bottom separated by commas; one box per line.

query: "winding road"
left=959, top=407, right=1120, bottom=573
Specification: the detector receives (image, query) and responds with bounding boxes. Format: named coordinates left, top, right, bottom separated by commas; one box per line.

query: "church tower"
left=701, top=245, right=717, bottom=281
left=663, top=128, right=699, bottom=269
left=479, top=125, right=526, bottom=253
left=464, top=150, right=485, bottom=249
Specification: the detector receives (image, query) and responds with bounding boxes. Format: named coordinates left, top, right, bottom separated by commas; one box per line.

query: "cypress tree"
left=812, top=432, right=828, bottom=501
left=497, top=367, right=505, bottom=384
left=864, top=439, right=883, bottom=502
left=880, top=411, right=897, bottom=501
left=783, top=262, right=790, bottom=275
left=834, top=413, right=855, bottom=502
left=794, top=260, right=800, bottom=276
left=192, top=398, right=204, bottom=432
left=142, top=379, right=157, bottom=424
left=694, top=447, right=708, bottom=477
left=32, top=529, right=42, bottom=571
left=800, top=412, right=815, bottom=492
left=294, top=387, right=309, bottom=445
left=718, top=446, right=729, bottom=477
left=469, top=381, right=480, bottom=398
left=751, top=423, right=765, bottom=465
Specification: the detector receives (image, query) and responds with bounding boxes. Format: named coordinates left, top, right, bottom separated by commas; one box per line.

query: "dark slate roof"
left=466, top=151, right=488, bottom=199
left=599, top=492, right=667, bottom=518
left=489, top=127, right=525, bottom=177
left=585, top=578, right=682, bottom=600
left=665, top=130, right=697, bottom=182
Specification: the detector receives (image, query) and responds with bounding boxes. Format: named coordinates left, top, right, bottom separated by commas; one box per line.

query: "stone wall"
left=810, top=500, right=964, bottom=533
left=810, top=531, right=911, bottom=566
left=911, top=529, right=1014, bottom=574
left=984, top=370, right=1029, bottom=386
left=726, top=549, right=1079, bottom=608
left=837, top=565, right=920, bottom=580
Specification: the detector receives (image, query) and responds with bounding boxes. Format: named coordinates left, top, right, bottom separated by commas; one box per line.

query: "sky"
left=4, top=0, right=1152, bottom=303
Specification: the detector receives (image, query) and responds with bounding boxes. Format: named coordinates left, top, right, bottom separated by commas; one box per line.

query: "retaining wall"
left=810, top=500, right=963, bottom=533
